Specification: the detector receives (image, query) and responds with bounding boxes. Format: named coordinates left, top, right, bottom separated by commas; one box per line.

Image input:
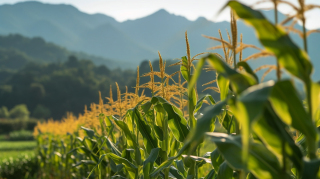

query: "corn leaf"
left=113, top=116, right=138, bottom=148
left=80, top=126, right=95, bottom=139
left=195, top=94, right=215, bottom=113
left=152, top=96, right=190, bottom=142
left=253, top=109, right=303, bottom=170
left=205, top=54, right=257, bottom=94
left=269, top=80, right=318, bottom=149
left=237, top=61, right=259, bottom=82
left=217, top=161, right=233, bottom=179
left=211, top=148, right=224, bottom=174
left=104, top=136, right=121, bottom=156
left=217, top=74, right=229, bottom=101
left=229, top=81, right=274, bottom=164
left=132, top=108, right=158, bottom=154
left=204, top=169, right=216, bottom=179
left=228, top=1, right=312, bottom=82
left=143, top=148, right=160, bottom=179
left=207, top=133, right=283, bottom=179
left=185, top=100, right=226, bottom=154
left=181, top=56, right=190, bottom=82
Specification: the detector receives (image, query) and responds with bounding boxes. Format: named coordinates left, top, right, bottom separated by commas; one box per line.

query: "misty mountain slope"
left=0, top=34, right=133, bottom=69
left=25, top=19, right=79, bottom=47
left=78, top=23, right=157, bottom=61
left=0, top=1, right=319, bottom=80
left=0, top=1, right=117, bottom=50
left=116, top=9, right=192, bottom=50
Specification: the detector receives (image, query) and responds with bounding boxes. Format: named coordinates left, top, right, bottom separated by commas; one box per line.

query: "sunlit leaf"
left=207, top=133, right=283, bottom=179
left=228, top=1, right=313, bottom=82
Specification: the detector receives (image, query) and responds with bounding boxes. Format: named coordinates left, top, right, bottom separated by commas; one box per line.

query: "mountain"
left=0, top=34, right=131, bottom=69
left=1, top=1, right=320, bottom=79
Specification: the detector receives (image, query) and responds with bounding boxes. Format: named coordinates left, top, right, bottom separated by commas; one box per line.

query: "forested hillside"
left=0, top=34, right=129, bottom=70
left=0, top=56, right=136, bottom=119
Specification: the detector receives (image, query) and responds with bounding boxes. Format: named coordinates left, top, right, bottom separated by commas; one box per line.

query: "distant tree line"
left=0, top=56, right=136, bottom=119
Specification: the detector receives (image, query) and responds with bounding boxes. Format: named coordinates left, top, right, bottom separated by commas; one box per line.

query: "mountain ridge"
left=1, top=1, right=320, bottom=80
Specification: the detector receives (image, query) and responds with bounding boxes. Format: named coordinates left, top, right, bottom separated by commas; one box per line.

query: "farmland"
left=1, top=0, right=320, bottom=179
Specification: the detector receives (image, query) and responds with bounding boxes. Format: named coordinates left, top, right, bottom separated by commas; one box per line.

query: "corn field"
left=33, top=1, right=320, bottom=179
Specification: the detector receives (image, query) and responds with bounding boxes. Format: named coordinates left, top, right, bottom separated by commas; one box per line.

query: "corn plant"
left=34, top=1, right=320, bottom=179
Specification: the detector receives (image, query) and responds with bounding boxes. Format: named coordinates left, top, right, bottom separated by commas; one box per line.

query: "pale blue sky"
left=1, top=0, right=320, bottom=29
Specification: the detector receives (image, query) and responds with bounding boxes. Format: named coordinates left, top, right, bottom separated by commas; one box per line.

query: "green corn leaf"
left=211, top=148, right=224, bottom=174
left=104, top=136, right=121, bottom=156
left=217, top=74, right=230, bottom=101
left=301, top=159, right=320, bottom=179
left=87, top=154, right=109, bottom=179
left=154, top=103, right=165, bottom=128
left=74, top=146, right=99, bottom=164
left=109, top=159, right=124, bottom=173
left=105, top=116, right=116, bottom=142
left=99, top=113, right=106, bottom=135
left=217, top=161, right=233, bottom=179
left=182, top=155, right=211, bottom=168
left=121, top=149, right=134, bottom=163
left=222, top=111, right=235, bottom=134
left=142, top=101, right=152, bottom=113
left=229, top=81, right=274, bottom=164
left=132, top=108, right=158, bottom=154
left=253, top=108, right=303, bottom=170
left=296, top=134, right=307, bottom=156
left=72, top=160, right=96, bottom=168
left=188, top=58, right=205, bottom=96
left=78, top=136, right=98, bottom=154
left=176, top=160, right=188, bottom=178
left=152, top=96, right=190, bottom=142
left=153, top=125, right=164, bottom=141
left=113, top=116, right=138, bottom=148
left=228, top=1, right=312, bottom=83
left=170, top=137, right=180, bottom=157
left=181, top=56, right=190, bottom=82
left=189, top=54, right=256, bottom=96
left=194, top=94, right=215, bottom=113
left=169, top=166, right=184, bottom=179
left=184, top=100, right=226, bottom=155
left=163, top=102, right=189, bottom=142
left=206, top=54, right=257, bottom=94
left=237, top=61, right=259, bottom=82
left=311, top=82, right=320, bottom=119
left=143, top=148, right=160, bottom=179
left=269, top=80, right=318, bottom=152
left=88, top=153, right=137, bottom=179
left=246, top=173, right=258, bottom=179
left=204, top=169, right=216, bottom=179
left=150, top=157, right=176, bottom=177
left=107, top=153, right=138, bottom=176
left=207, top=133, right=283, bottom=179
left=80, top=126, right=95, bottom=139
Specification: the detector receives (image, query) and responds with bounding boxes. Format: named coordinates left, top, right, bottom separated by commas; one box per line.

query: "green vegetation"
left=33, top=1, right=320, bottom=179
left=0, top=141, right=36, bottom=151
left=1, top=0, right=319, bottom=179
left=0, top=141, right=37, bottom=178
left=9, top=130, right=34, bottom=141
left=0, top=47, right=217, bottom=119
left=0, top=55, right=137, bottom=119
left=0, top=150, right=35, bottom=161
left=0, top=153, right=38, bottom=178
left=0, top=34, right=122, bottom=70
left=0, top=118, right=38, bottom=135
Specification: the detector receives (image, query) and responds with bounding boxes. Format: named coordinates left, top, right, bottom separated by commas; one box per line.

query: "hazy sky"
left=1, top=0, right=320, bottom=29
